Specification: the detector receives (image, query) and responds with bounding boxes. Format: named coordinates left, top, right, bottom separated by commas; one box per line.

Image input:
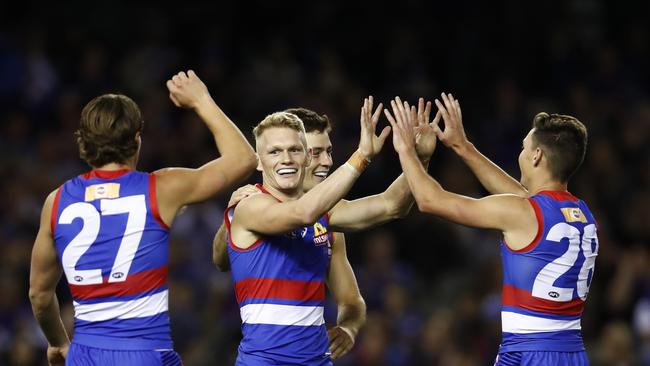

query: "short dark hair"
left=284, top=107, right=331, bottom=134
left=75, top=94, right=144, bottom=168
left=531, top=112, right=588, bottom=182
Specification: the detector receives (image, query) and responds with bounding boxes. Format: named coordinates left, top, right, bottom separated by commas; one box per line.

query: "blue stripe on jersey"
left=237, top=323, right=331, bottom=366
left=500, top=330, right=584, bottom=353
left=501, top=306, right=581, bottom=321
left=74, top=312, right=172, bottom=350
left=73, top=285, right=168, bottom=305
left=239, top=297, right=324, bottom=307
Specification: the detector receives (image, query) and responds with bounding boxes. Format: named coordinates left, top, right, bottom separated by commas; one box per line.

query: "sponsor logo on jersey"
left=313, top=222, right=329, bottom=246
left=560, top=207, right=587, bottom=223
left=85, top=183, right=120, bottom=202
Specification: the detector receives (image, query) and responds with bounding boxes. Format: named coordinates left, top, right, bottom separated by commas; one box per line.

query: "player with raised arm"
left=212, top=102, right=438, bottom=360
left=385, top=95, right=597, bottom=365
left=28, top=71, right=257, bottom=366
left=224, top=97, right=396, bottom=365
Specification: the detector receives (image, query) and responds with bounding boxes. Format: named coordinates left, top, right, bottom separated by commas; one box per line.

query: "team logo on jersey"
left=313, top=222, right=329, bottom=246
left=560, top=207, right=587, bottom=223
left=85, top=183, right=120, bottom=202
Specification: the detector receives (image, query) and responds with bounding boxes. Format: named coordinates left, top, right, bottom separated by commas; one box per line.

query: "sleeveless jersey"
left=225, top=185, right=333, bottom=366
left=51, top=169, right=172, bottom=351
left=499, top=190, right=598, bottom=353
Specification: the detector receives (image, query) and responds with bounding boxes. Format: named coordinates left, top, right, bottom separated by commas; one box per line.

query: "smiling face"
left=303, top=131, right=333, bottom=192
left=256, top=127, right=310, bottom=195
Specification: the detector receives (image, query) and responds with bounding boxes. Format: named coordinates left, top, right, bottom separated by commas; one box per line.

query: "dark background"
left=1, top=1, right=649, bottom=365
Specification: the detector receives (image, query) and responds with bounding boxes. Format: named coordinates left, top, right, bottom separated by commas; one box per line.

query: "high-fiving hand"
left=358, top=96, right=391, bottom=160
left=433, top=93, right=469, bottom=151
left=414, top=97, right=442, bottom=161
left=384, top=96, right=418, bottom=154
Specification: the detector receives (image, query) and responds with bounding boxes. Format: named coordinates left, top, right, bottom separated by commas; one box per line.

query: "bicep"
left=157, top=155, right=254, bottom=206
left=421, top=192, right=529, bottom=232
left=212, top=223, right=230, bottom=271
left=30, top=193, right=63, bottom=293
left=327, top=233, right=361, bottom=303
left=234, top=196, right=307, bottom=236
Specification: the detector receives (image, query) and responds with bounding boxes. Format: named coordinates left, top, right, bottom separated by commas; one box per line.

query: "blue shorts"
left=66, top=343, right=182, bottom=366
left=494, top=351, right=589, bottom=365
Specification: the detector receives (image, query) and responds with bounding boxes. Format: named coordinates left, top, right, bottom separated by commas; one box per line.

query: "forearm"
left=296, top=157, right=363, bottom=223
left=398, top=149, right=448, bottom=214
left=336, top=299, right=366, bottom=337
left=30, top=292, right=69, bottom=347
left=455, top=142, right=527, bottom=196
left=212, top=223, right=230, bottom=271
left=383, top=158, right=429, bottom=217
left=195, top=98, right=255, bottom=160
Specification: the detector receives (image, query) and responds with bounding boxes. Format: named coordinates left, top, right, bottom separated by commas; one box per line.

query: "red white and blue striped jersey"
left=51, top=169, right=172, bottom=351
left=499, top=190, right=598, bottom=353
left=225, top=185, right=333, bottom=366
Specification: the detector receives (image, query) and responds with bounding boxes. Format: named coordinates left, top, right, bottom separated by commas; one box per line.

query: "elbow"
left=416, top=199, right=435, bottom=214
left=298, top=208, right=321, bottom=226
left=28, top=287, right=52, bottom=313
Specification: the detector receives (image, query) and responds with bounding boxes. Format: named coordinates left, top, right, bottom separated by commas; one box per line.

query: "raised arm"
left=434, top=93, right=528, bottom=196
left=329, top=98, right=439, bottom=232
left=234, top=97, right=391, bottom=239
left=385, top=98, right=537, bottom=248
left=155, top=70, right=257, bottom=225
left=327, top=232, right=366, bottom=360
left=29, top=191, right=70, bottom=366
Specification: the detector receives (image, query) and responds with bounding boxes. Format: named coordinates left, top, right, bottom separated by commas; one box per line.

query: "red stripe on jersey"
left=506, top=198, right=544, bottom=253
left=502, top=284, right=584, bottom=316
left=148, top=174, right=170, bottom=230
left=81, top=169, right=132, bottom=180
left=69, top=266, right=168, bottom=300
left=235, top=278, right=325, bottom=304
left=50, top=186, right=62, bottom=234
left=538, top=190, right=579, bottom=202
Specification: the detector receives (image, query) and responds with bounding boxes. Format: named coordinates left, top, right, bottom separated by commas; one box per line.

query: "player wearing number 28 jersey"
left=29, top=71, right=256, bottom=366
left=386, top=93, right=596, bottom=365
left=500, top=190, right=597, bottom=354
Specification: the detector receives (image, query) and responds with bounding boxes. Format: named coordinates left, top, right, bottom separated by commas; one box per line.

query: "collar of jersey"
left=81, top=169, right=133, bottom=180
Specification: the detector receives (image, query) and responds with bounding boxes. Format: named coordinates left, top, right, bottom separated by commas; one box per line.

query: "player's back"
left=51, top=169, right=172, bottom=351
left=499, top=190, right=598, bottom=354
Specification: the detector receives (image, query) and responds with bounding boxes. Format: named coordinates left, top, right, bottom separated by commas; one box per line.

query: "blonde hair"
left=253, top=112, right=307, bottom=148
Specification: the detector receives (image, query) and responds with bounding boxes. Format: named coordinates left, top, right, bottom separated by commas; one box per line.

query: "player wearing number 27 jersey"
left=52, top=170, right=172, bottom=350
left=386, top=93, right=596, bottom=365
left=29, top=71, right=256, bottom=366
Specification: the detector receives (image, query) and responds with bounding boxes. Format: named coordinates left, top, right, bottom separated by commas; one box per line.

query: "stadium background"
left=1, top=1, right=649, bottom=365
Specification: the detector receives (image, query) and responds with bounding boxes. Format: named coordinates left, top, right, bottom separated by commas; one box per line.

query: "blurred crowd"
left=1, top=1, right=649, bottom=365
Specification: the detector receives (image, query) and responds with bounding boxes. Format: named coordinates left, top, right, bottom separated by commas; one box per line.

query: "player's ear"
left=255, top=153, right=262, bottom=172
left=532, top=147, right=542, bottom=167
